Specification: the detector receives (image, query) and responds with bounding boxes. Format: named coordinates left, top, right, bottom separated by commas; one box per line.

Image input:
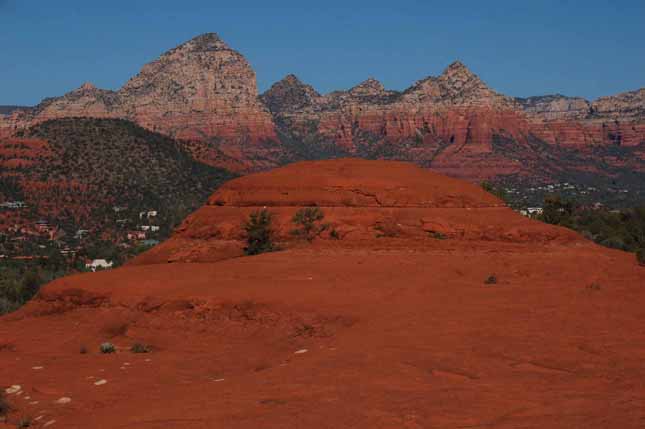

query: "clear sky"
left=1, top=0, right=643, bottom=105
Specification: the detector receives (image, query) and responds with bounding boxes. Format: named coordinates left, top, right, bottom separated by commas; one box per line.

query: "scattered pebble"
left=30, top=401, right=39, bottom=405
left=213, top=378, right=225, bottom=382
left=94, top=379, right=107, bottom=386
left=294, top=349, right=308, bottom=355
left=34, top=416, right=43, bottom=421
left=44, top=420, right=56, bottom=427
left=123, top=362, right=131, bottom=366
left=32, top=366, right=44, bottom=370
left=24, top=395, right=31, bottom=400
left=55, top=397, right=72, bottom=405
left=144, top=359, right=151, bottom=362
left=119, top=367, right=126, bottom=370
left=5, top=385, right=21, bottom=394
left=86, top=376, right=95, bottom=380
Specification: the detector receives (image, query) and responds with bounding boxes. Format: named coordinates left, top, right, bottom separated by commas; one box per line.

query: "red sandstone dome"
left=1, top=159, right=644, bottom=428
left=133, top=159, right=580, bottom=265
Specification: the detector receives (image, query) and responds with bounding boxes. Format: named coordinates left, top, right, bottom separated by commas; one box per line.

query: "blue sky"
left=0, top=0, right=643, bottom=105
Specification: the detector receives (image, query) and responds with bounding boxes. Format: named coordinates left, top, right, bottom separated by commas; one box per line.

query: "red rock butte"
left=1, top=159, right=645, bottom=428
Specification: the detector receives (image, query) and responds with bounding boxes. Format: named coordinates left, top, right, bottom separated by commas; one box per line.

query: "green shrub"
left=484, top=275, right=497, bottom=285
left=329, top=228, right=341, bottom=240
left=291, top=207, right=327, bottom=241
left=481, top=181, right=508, bottom=202
left=100, top=342, right=116, bottom=354
left=130, top=343, right=151, bottom=353
left=429, top=231, right=446, bottom=240
left=637, top=249, right=645, bottom=266
left=0, top=391, right=9, bottom=416
left=243, top=209, right=275, bottom=255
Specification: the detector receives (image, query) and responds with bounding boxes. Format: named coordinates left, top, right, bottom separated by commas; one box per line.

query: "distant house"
left=127, top=231, right=146, bottom=240
left=527, top=207, right=543, bottom=216
left=141, top=239, right=160, bottom=247
left=139, top=210, right=158, bottom=219
left=35, top=220, right=51, bottom=233
left=75, top=229, right=90, bottom=239
left=140, top=225, right=160, bottom=232
left=0, top=201, right=27, bottom=209
left=85, top=259, right=114, bottom=272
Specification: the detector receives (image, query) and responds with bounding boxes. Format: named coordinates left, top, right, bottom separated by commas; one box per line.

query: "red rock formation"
left=264, top=62, right=644, bottom=181
left=0, top=34, right=278, bottom=158
left=2, top=159, right=644, bottom=428
left=132, top=159, right=576, bottom=264
left=1, top=34, right=643, bottom=180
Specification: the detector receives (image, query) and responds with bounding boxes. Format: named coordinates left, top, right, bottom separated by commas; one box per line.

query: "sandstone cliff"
left=0, top=34, right=277, bottom=146
left=1, top=33, right=643, bottom=182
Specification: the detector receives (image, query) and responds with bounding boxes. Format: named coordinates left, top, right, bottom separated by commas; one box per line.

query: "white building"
left=85, top=259, right=114, bottom=272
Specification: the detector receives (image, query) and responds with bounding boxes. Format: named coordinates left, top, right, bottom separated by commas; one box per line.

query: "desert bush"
left=484, top=275, right=498, bottom=285
left=79, top=345, right=88, bottom=354
left=100, top=342, right=116, bottom=354
left=481, top=181, right=508, bottom=202
left=130, top=343, right=151, bottom=353
left=329, top=228, right=341, bottom=240
left=243, top=209, right=275, bottom=255
left=0, top=298, right=20, bottom=316
left=374, top=218, right=402, bottom=238
left=429, top=231, right=446, bottom=240
left=0, top=391, right=9, bottom=416
left=637, top=248, right=645, bottom=266
left=18, top=417, right=32, bottom=428
left=291, top=207, right=327, bottom=241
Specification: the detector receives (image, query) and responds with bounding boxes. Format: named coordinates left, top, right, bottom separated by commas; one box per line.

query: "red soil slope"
left=1, top=160, right=644, bottom=428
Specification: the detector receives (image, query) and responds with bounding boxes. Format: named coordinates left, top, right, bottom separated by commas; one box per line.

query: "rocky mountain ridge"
left=1, top=33, right=643, bottom=183
left=0, top=33, right=276, bottom=145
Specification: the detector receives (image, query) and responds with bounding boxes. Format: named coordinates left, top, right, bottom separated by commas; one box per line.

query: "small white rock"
left=30, top=401, right=39, bottom=405
left=44, top=420, right=56, bottom=427
left=94, top=379, right=107, bottom=386
left=294, top=349, right=308, bottom=354
left=32, top=366, right=44, bottom=370
left=34, top=416, right=43, bottom=421
left=55, top=397, right=72, bottom=405
left=5, top=385, right=21, bottom=394
left=213, top=378, right=225, bottom=382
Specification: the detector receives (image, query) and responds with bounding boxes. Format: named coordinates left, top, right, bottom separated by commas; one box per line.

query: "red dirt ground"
left=1, top=159, right=644, bottom=428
